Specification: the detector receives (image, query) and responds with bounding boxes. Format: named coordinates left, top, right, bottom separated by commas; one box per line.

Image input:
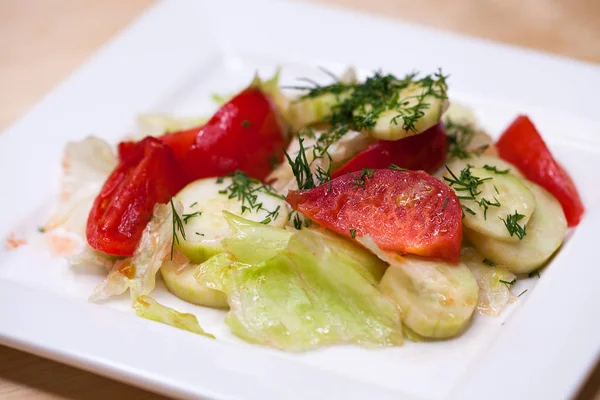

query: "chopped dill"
left=518, top=289, right=528, bottom=297
left=499, top=278, right=516, bottom=288
left=350, top=228, right=357, bottom=239
left=389, top=164, right=407, bottom=171
left=444, top=165, right=491, bottom=201
left=482, top=258, right=495, bottom=267
left=483, top=165, right=509, bottom=174
left=444, top=118, right=474, bottom=159
left=528, top=270, right=541, bottom=278
left=190, top=202, right=198, bottom=208
left=500, top=211, right=527, bottom=240
left=241, top=119, right=251, bottom=129
left=351, top=168, right=375, bottom=189
left=217, top=170, right=284, bottom=219
left=441, top=197, right=449, bottom=212
left=182, top=211, right=202, bottom=224
left=195, top=232, right=204, bottom=236
left=170, top=198, right=186, bottom=260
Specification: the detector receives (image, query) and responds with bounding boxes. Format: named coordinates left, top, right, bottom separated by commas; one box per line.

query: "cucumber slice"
left=442, top=102, right=477, bottom=126
left=460, top=247, right=516, bottom=316
left=444, top=167, right=536, bottom=242
left=160, top=259, right=228, bottom=309
left=288, top=91, right=352, bottom=130
left=379, top=255, right=478, bottom=339
left=445, top=154, right=523, bottom=178
left=364, top=83, right=448, bottom=141
left=175, top=177, right=289, bottom=263
left=465, top=181, right=567, bottom=274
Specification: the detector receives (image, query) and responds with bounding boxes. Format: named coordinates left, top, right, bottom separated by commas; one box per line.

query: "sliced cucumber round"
left=364, top=83, right=448, bottom=141
left=465, top=181, right=567, bottom=274
left=175, top=177, right=289, bottom=263
left=445, top=154, right=523, bottom=178
left=444, top=167, right=536, bottom=242
left=460, top=247, right=516, bottom=316
left=379, top=256, right=479, bottom=339
left=160, top=259, right=228, bottom=309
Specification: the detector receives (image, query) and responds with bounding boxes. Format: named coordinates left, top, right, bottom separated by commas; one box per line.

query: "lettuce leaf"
left=89, top=199, right=180, bottom=302
left=199, top=215, right=401, bottom=351
left=134, top=296, right=214, bottom=338
left=46, top=136, right=117, bottom=237
left=134, top=114, right=208, bottom=139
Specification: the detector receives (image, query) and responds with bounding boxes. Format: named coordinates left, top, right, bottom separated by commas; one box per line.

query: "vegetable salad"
left=47, top=67, right=583, bottom=350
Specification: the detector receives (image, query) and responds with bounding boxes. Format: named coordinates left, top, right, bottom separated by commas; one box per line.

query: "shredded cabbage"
left=46, top=137, right=117, bottom=237
left=134, top=296, right=214, bottom=338
left=198, top=215, right=401, bottom=351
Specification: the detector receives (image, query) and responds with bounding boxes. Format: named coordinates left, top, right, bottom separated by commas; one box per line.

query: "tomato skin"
left=496, top=115, right=584, bottom=227
left=287, top=169, right=462, bottom=261
left=183, top=87, right=286, bottom=182
left=333, top=123, right=448, bottom=177
left=118, top=126, right=202, bottom=163
left=86, top=137, right=182, bottom=256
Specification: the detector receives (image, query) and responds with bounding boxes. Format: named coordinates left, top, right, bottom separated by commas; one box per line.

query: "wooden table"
left=1, top=0, right=598, bottom=398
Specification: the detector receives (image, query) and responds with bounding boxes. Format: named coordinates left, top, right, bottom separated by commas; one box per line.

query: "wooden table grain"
left=0, top=0, right=598, bottom=399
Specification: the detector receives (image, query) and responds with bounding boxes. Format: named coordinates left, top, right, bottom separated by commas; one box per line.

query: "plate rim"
left=1, top=0, right=599, bottom=399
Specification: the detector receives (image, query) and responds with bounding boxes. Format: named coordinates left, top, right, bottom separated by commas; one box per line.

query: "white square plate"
left=1, top=1, right=599, bottom=399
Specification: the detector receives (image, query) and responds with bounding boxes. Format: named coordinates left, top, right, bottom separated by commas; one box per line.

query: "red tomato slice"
left=86, top=137, right=182, bottom=256
left=333, top=123, right=448, bottom=177
left=183, top=87, right=287, bottom=182
left=287, top=169, right=462, bottom=261
left=118, top=126, right=202, bottom=163
left=496, top=115, right=584, bottom=227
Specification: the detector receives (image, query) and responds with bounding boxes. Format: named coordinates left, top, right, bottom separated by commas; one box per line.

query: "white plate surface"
left=1, top=1, right=599, bottom=399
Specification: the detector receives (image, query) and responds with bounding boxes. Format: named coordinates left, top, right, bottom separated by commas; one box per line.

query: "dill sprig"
left=475, top=197, right=501, bottom=220
left=445, top=165, right=501, bottom=218
left=389, top=164, right=407, bottom=171
left=351, top=168, right=375, bottom=189
left=444, top=165, right=492, bottom=201
left=444, top=118, right=474, bottom=159
left=217, top=170, right=284, bottom=218
left=170, top=198, right=186, bottom=260
left=500, top=211, right=527, bottom=240
left=482, top=258, right=495, bottom=267
left=483, top=165, right=509, bottom=174
left=182, top=211, right=202, bottom=224
left=283, top=135, right=317, bottom=190
left=285, top=69, right=447, bottom=192
left=499, top=278, right=516, bottom=288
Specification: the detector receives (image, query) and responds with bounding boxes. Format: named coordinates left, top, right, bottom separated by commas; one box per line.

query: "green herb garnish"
left=218, top=170, right=284, bottom=219
left=351, top=168, right=375, bottom=189
left=182, top=211, right=202, bottom=224
left=499, top=278, right=516, bottom=288
left=482, top=258, right=495, bottom=267
left=170, top=198, right=187, bottom=260
left=483, top=165, right=509, bottom=174
left=389, top=164, right=407, bottom=171
left=518, top=289, right=528, bottom=297
left=444, top=118, right=474, bottom=159
left=441, top=197, right=449, bottom=212
left=528, top=270, right=541, bottom=278
left=500, top=211, right=527, bottom=240
left=350, top=228, right=357, bottom=239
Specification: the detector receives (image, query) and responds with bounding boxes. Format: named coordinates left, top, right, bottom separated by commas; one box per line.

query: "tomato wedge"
left=183, top=87, right=286, bottom=182
left=86, top=137, right=182, bottom=256
left=287, top=169, right=462, bottom=261
left=333, top=123, right=448, bottom=177
left=118, top=126, right=202, bottom=163
left=496, top=115, right=584, bottom=227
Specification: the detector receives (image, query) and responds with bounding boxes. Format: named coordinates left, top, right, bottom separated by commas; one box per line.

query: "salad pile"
left=48, top=67, right=584, bottom=350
